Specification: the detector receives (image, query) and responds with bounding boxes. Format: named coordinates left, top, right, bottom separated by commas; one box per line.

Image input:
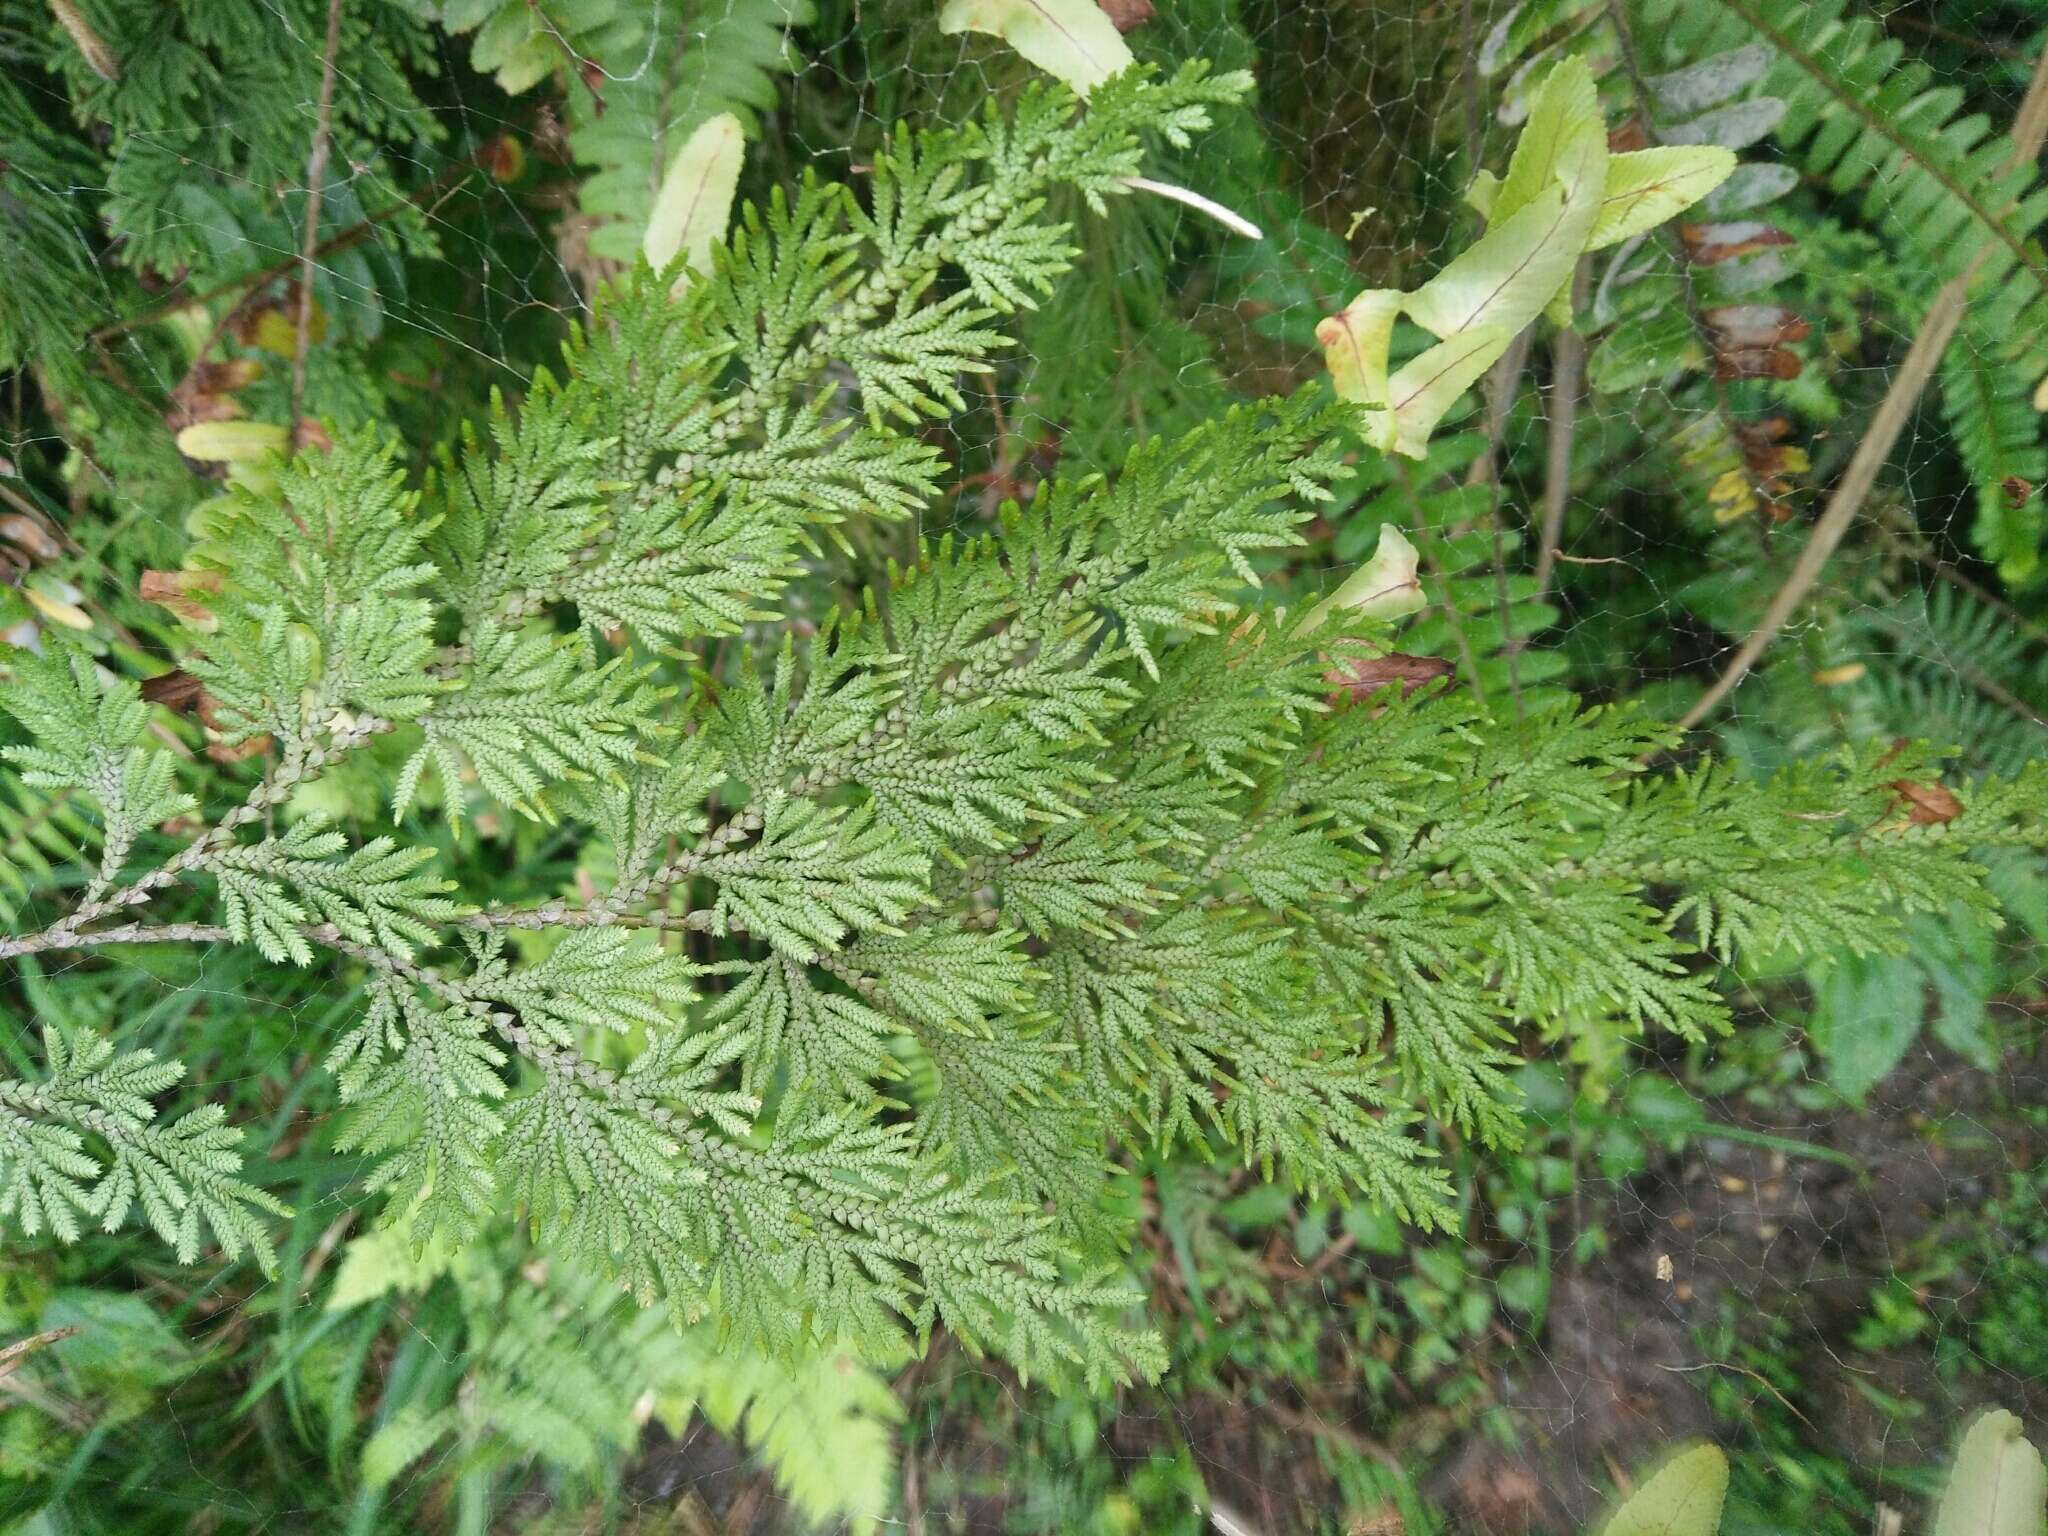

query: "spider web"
left=1, top=0, right=2044, bottom=1532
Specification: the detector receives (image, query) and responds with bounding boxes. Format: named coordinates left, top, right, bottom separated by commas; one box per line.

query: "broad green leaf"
left=1807, top=951, right=1923, bottom=1104
left=40, top=1290, right=191, bottom=1388
left=1644, top=43, right=1772, bottom=117
left=1588, top=147, right=1737, bottom=251
left=643, top=112, right=745, bottom=295
left=1587, top=306, right=1703, bottom=393
left=1934, top=1410, right=2045, bottom=1536
left=1598, top=1443, right=1728, bottom=1536
left=938, top=0, right=1133, bottom=97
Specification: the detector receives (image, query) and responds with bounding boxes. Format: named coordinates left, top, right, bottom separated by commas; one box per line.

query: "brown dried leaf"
left=139, top=568, right=223, bottom=626
left=48, top=0, right=117, bottom=80
left=1887, top=779, right=1965, bottom=825
left=1326, top=651, right=1455, bottom=701
left=140, top=669, right=205, bottom=714
left=0, top=512, right=62, bottom=563
left=484, top=134, right=525, bottom=183
left=201, top=685, right=272, bottom=763
left=1608, top=119, right=1650, bottom=153
left=1677, top=221, right=1795, bottom=264
left=1714, top=346, right=1803, bottom=381
left=1703, top=305, right=1812, bottom=348
left=164, top=357, right=266, bottom=433
left=1098, top=0, right=1154, bottom=30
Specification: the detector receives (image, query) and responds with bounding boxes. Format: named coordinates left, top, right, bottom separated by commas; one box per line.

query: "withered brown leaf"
left=1886, top=779, right=1965, bottom=825
left=1326, top=651, right=1455, bottom=701
left=1677, top=221, right=1795, bottom=264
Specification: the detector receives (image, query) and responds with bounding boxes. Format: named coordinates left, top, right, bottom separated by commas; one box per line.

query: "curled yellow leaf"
left=1306, top=525, right=1425, bottom=628
left=1316, top=289, right=1402, bottom=412
left=24, top=579, right=92, bottom=632
left=938, top=0, right=1134, bottom=97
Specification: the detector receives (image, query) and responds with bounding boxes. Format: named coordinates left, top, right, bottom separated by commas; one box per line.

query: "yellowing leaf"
left=1934, top=1410, right=2046, bottom=1536
left=175, top=421, right=289, bottom=463
left=1493, top=55, right=1606, bottom=228
left=1588, top=147, right=1738, bottom=251
left=1464, top=168, right=1502, bottom=221
left=1599, top=1443, right=1728, bottom=1536
left=938, top=0, right=1134, bottom=96
left=1317, top=55, right=1724, bottom=461
left=325, top=1227, right=458, bottom=1311
left=643, top=112, right=745, bottom=295
left=1706, top=466, right=1755, bottom=522
left=248, top=305, right=322, bottom=354
left=1306, top=525, right=1425, bottom=627
left=1383, top=323, right=1512, bottom=457
left=1410, top=62, right=1604, bottom=345
left=1403, top=186, right=1583, bottom=344
left=1316, top=289, right=1403, bottom=410
left=24, top=580, right=92, bottom=632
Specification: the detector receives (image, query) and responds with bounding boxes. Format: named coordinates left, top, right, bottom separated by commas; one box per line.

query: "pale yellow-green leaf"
left=1318, top=53, right=1728, bottom=462
left=1464, top=168, right=1502, bottom=221
left=1544, top=273, right=1578, bottom=328
left=1933, top=1410, right=2046, bottom=1536
left=361, top=1405, right=455, bottom=1489
left=1587, top=146, right=1738, bottom=251
left=325, top=1227, right=459, bottom=1311
left=938, top=0, right=1133, bottom=96
left=1385, top=324, right=1511, bottom=456
left=1493, top=55, right=1606, bottom=228
left=1307, top=524, right=1425, bottom=627
left=1403, top=186, right=1583, bottom=344
left=175, top=420, right=289, bottom=463
left=688, top=1342, right=905, bottom=1530
left=643, top=112, right=745, bottom=295
left=23, top=576, right=91, bottom=632
left=1316, top=288, right=1403, bottom=410
left=1598, top=1443, right=1728, bottom=1536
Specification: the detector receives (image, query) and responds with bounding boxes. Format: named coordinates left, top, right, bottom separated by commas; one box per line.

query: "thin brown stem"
left=462, top=905, right=717, bottom=933
left=0, top=717, right=389, bottom=959
left=1533, top=258, right=1592, bottom=603
left=1714, top=0, right=2048, bottom=294
left=290, top=0, right=347, bottom=448
left=91, top=148, right=490, bottom=347
left=1672, top=38, right=2048, bottom=736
